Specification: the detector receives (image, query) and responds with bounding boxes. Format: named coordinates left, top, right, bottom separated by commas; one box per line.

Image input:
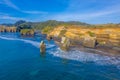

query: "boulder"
left=83, top=37, right=96, bottom=48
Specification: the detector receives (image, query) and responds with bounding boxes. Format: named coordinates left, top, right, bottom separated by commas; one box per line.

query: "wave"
left=49, top=48, right=120, bottom=69
left=0, top=36, right=55, bottom=49
left=0, top=35, right=120, bottom=69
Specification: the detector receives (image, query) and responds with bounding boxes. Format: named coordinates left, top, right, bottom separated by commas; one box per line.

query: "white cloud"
left=0, top=0, right=47, bottom=14
left=0, top=12, right=10, bottom=17
left=47, top=2, right=120, bottom=21
left=22, top=11, right=47, bottom=14
left=0, top=0, right=120, bottom=23
left=3, top=0, right=20, bottom=10
left=48, top=7, right=120, bottom=21
left=0, top=15, right=29, bottom=21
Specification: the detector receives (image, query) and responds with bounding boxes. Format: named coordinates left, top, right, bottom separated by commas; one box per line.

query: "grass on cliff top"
left=42, top=26, right=54, bottom=34
left=20, top=29, right=34, bottom=34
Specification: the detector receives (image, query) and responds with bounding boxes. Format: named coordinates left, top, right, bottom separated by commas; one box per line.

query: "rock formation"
left=40, top=41, right=46, bottom=53
left=20, top=29, right=34, bottom=36
left=48, top=25, right=120, bottom=48
left=60, top=37, right=70, bottom=51
left=83, top=36, right=96, bottom=48
left=0, top=26, right=17, bottom=32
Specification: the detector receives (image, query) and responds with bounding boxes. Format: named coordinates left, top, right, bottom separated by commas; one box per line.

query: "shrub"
left=59, top=30, right=67, bottom=37
left=87, top=31, right=95, bottom=37
left=20, top=29, right=34, bottom=36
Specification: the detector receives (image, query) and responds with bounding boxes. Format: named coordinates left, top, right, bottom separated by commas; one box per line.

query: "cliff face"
left=0, top=26, right=17, bottom=32
left=48, top=25, right=120, bottom=47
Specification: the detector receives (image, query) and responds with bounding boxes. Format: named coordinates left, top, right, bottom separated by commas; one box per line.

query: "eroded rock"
left=40, top=41, right=46, bottom=53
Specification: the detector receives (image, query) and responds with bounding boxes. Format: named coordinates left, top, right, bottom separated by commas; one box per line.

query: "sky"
left=0, top=0, right=120, bottom=24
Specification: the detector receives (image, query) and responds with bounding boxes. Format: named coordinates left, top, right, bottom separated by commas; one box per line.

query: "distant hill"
left=32, top=20, right=90, bottom=30
left=9, top=20, right=89, bottom=31
left=1, top=20, right=119, bottom=31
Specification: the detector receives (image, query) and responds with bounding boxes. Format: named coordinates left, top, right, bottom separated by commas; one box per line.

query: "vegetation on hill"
left=0, top=20, right=120, bottom=33
left=14, top=20, right=33, bottom=31
left=0, top=20, right=88, bottom=33
left=20, top=29, right=34, bottom=36
left=86, top=31, right=95, bottom=37
left=42, top=26, right=54, bottom=34
left=32, top=20, right=89, bottom=31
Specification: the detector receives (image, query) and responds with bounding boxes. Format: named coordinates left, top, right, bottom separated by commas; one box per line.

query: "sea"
left=0, top=33, right=120, bottom=80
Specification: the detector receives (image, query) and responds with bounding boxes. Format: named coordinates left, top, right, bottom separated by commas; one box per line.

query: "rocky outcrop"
left=60, top=37, right=70, bottom=51
left=0, top=26, right=5, bottom=32
left=96, top=34, right=109, bottom=46
left=109, top=34, right=120, bottom=47
left=40, top=41, right=46, bottom=53
left=20, top=29, right=34, bottom=36
left=83, top=36, right=96, bottom=48
left=48, top=25, right=120, bottom=48
left=0, top=26, right=17, bottom=32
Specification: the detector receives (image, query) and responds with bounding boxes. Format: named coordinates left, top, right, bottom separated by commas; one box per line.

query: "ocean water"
left=0, top=33, right=120, bottom=80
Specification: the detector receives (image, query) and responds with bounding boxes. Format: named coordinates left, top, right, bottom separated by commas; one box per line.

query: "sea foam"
left=0, top=36, right=55, bottom=49
left=49, top=48, right=120, bottom=69
left=0, top=36, right=120, bottom=69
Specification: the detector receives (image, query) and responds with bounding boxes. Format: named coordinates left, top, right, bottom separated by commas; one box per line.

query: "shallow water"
left=0, top=33, right=120, bottom=80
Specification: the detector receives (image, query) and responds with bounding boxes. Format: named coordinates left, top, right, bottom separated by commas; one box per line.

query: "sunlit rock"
left=60, top=37, right=70, bottom=51
left=47, top=25, right=120, bottom=48
left=83, top=36, right=96, bottom=48
left=0, top=26, right=17, bottom=32
left=20, top=29, right=34, bottom=36
left=40, top=41, right=46, bottom=53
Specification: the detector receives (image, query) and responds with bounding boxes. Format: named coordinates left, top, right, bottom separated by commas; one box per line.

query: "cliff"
left=0, top=26, right=17, bottom=32
left=48, top=25, right=120, bottom=48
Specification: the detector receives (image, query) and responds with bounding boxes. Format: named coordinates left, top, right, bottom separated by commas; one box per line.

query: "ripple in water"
left=0, top=36, right=55, bottom=49
left=49, top=48, right=120, bottom=69
left=0, top=35, right=120, bottom=70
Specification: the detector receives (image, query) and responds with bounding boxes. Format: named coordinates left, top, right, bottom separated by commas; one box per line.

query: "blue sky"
left=0, top=0, right=120, bottom=24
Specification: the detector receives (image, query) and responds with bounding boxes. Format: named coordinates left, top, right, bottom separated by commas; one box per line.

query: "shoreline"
left=1, top=32, right=119, bottom=57
left=54, top=38, right=120, bottom=57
